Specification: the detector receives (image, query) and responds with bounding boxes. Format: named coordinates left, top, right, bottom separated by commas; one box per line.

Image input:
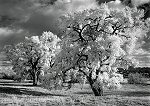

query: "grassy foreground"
left=0, top=79, right=150, bottom=106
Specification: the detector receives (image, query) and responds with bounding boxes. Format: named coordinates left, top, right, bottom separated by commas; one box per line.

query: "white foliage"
left=97, top=71, right=123, bottom=89
left=54, top=3, right=150, bottom=91
left=107, top=76, right=122, bottom=89
left=107, top=35, right=125, bottom=57
left=31, top=36, right=40, bottom=44
left=97, top=72, right=109, bottom=83
left=5, top=31, right=61, bottom=80
left=40, top=31, right=61, bottom=50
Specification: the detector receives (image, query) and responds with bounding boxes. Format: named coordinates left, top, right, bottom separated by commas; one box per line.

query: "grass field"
left=0, top=79, right=150, bottom=106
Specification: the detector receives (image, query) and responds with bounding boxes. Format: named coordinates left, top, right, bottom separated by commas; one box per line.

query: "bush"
left=0, top=73, right=6, bottom=79
left=128, top=73, right=145, bottom=84
left=13, top=75, right=22, bottom=82
left=39, top=74, right=53, bottom=90
left=2, top=73, right=15, bottom=80
left=40, top=73, right=62, bottom=90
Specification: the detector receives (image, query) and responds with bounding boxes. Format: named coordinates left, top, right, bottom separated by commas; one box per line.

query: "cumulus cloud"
left=131, top=0, right=150, bottom=6
left=107, top=0, right=124, bottom=9
left=134, top=48, right=149, bottom=55
left=0, top=0, right=100, bottom=51
left=0, top=0, right=40, bottom=26
left=0, top=28, right=28, bottom=51
left=134, top=54, right=150, bottom=67
left=0, top=28, right=24, bottom=37
left=18, top=0, right=99, bottom=36
left=54, top=0, right=99, bottom=13
left=0, top=28, right=14, bottom=36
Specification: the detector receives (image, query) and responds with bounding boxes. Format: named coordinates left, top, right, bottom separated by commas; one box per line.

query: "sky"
left=0, top=0, right=150, bottom=67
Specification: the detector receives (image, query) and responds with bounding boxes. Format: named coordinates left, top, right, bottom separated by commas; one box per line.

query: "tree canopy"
left=4, top=31, right=61, bottom=85
left=55, top=4, right=150, bottom=96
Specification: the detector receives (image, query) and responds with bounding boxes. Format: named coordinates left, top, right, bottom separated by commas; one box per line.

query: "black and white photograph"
left=0, top=0, right=150, bottom=105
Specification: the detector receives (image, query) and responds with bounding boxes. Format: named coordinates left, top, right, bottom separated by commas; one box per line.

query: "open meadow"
left=0, top=79, right=150, bottom=106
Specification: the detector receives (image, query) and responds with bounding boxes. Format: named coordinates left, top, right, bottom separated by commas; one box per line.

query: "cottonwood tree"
left=55, top=4, right=150, bottom=96
left=4, top=31, right=61, bottom=85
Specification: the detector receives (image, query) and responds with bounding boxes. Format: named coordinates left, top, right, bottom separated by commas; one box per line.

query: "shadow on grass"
left=75, top=90, right=150, bottom=97
left=1, top=80, right=150, bottom=97
left=0, top=80, right=67, bottom=97
left=0, top=79, right=41, bottom=87
left=75, top=87, right=150, bottom=97
left=0, top=86, right=67, bottom=97
left=75, top=91, right=93, bottom=95
left=107, top=90, right=150, bottom=97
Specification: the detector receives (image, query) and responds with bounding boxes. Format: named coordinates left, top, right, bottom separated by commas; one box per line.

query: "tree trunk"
left=33, top=73, right=38, bottom=86
left=88, top=77, right=103, bottom=96
left=90, top=83, right=103, bottom=96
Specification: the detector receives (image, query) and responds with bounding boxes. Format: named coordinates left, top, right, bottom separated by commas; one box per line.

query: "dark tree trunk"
left=90, top=83, right=103, bottom=96
left=88, top=77, right=103, bottom=96
left=33, top=73, right=38, bottom=86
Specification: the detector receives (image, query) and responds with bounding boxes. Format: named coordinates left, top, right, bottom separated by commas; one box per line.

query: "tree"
left=4, top=31, right=61, bottom=85
left=55, top=4, right=150, bottom=96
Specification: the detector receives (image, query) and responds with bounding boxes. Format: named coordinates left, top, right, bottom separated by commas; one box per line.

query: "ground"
left=0, top=79, right=150, bottom=106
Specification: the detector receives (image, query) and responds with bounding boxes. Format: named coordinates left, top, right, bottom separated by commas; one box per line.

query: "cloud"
left=134, top=54, right=150, bottom=67
left=0, top=0, right=39, bottom=26
left=131, top=38, right=150, bottom=67
left=0, top=27, right=28, bottom=51
left=0, top=0, right=100, bottom=51
left=0, top=27, right=24, bottom=37
left=130, top=32, right=150, bottom=67
left=141, top=31, right=150, bottom=51
left=54, top=0, right=99, bottom=13
left=17, top=0, right=99, bottom=35
left=131, top=0, right=150, bottom=6
left=134, top=48, right=149, bottom=55
left=0, top=28, right=14, bottom=36
left=105, top=0, right=126, bottom=10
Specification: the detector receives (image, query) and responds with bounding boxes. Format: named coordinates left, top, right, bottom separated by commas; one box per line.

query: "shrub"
left=39, top=74, right=54, bottom=90
left=13, top=75, right=22, bottom=82
left=40, top=73, right=62, bottom=90
left=0, top=73, right=6, bottom=79
left=128, top=73, right=145, bottom=84
left=2, top=73, right=15, bottom=80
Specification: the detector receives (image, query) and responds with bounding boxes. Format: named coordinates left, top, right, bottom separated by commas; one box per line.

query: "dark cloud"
left=19, top=11, right=60, bottom=36
left=0, top=28, right=28, bottom=51
left=0, top=0, right=41, bottom=51
left=0, top=0, right=99, bottom=50
left=16, top=0, right=99, bottom=35
left=142, top=31, right=150, bottom=51
left=0, top=0, right=37, bottom=25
